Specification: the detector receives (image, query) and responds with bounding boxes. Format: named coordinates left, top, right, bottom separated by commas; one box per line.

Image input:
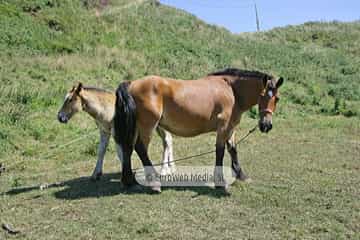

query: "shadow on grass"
left=3, top=173, right=230, bottom=199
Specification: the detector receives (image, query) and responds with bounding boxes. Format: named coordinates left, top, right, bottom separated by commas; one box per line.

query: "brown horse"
left=114, top=68, right=284, bottom=192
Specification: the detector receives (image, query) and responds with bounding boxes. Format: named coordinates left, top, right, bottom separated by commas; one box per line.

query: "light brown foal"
left=114, top=68, right=284, bottom=192
left=57, top=84, right=175, bottom=181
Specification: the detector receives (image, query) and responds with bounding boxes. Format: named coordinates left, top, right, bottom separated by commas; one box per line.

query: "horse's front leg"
left=214, top=128, right=230, bottom=193
left=226, top=132, right=251, bottom=182
left=91, top=130, right=110, bottom=181
left=214, top=142, right=226, bottom=187
left=214, top=120, right=234, bottom=193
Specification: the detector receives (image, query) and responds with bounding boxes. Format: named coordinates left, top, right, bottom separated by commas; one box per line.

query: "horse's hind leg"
left=117, top=143, right=137, bottom=187
left=226, top=132, right=250, bottom=182
left=135, top=110, right=161, bottom=192
left=156, top=127, right=175, bottom=175
left=135, top=130, right=162, bottom=193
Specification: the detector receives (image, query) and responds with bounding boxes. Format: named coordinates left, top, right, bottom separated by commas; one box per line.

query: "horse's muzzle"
left=57, top=112, right=68, bottom=124
left=259, top=121, right=272, bottom=133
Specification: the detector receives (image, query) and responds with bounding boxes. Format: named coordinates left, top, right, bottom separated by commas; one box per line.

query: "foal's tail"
left=114, top=82, right=137, bottom=149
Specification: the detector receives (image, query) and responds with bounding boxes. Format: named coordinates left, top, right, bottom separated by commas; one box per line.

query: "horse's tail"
left=113, top=81, right=137, bottom=148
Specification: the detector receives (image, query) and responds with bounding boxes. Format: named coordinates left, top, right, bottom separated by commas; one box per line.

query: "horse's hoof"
left=150, top=185, right=162, bottom=194
left=149, top=180, right=162, bottom=193
left=121, top=175, right=138, bottom=187
left=90, top=172, right=102, bottom=181
left=215, top=185, right=230, bottom=195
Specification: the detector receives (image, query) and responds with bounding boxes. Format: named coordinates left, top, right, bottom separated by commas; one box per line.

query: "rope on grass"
left=41, top=129, right=99, bottom=160
left=2, top=125, right=258, bottom=183
left=2, top=128, right=99, bottom=173
left=133, top=125, right=258, bottom=172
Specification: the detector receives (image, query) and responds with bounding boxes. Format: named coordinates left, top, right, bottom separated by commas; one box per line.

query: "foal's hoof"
left=90, top=172, right=103, bottom=181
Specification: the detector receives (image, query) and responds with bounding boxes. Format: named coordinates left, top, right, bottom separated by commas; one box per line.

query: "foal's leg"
left=91, top=130, right=110, bottom=181
left=156, top=127, right=175, bottom=175
left=166, top=130, right=175, bottom=173
left=226, top=132, right=249, bottom=181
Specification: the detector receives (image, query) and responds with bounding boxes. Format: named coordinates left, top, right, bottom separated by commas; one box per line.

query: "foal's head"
left=57, top=83, right=83, bottom=123
left=258, top=76, right=284, bottom=133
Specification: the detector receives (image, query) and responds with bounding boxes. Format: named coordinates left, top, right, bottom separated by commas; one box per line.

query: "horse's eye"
left=68, top=98, right=73, bottom=103
left=275, top=96, right=280, bottom=103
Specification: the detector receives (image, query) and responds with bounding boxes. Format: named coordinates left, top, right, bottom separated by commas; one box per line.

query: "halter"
left=260, top=108, right=273, bottom=115
left=258, top=89, right=276, bottom=116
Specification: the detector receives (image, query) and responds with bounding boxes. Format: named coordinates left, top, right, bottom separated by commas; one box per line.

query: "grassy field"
left=1, top=115, right=359, bottom=239
left=0, top=0, right=359, bottom=239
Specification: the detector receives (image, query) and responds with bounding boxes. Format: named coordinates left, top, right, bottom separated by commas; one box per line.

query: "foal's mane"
left=209, top=68, right=273, bottom=81
left=82, top=86, right=112, bottom=94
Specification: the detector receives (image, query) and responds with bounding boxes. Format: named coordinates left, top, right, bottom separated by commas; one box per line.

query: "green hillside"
left=0, top=1, right=359, bottom=239
left=1, top=1, right=360, bottom=114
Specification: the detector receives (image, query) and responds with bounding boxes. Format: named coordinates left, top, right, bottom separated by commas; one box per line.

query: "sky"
left=159, top=0, right=360, bottom=33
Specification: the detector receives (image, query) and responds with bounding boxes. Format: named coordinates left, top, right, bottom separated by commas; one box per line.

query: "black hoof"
left=90, top=172, right=103, bottom=182
left=121, top=173, right=138, bottom=187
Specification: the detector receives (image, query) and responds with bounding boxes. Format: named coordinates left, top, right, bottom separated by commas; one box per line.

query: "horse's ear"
left=276, top=77, right=284, bottom=88
left=75, top=82, right=83, bottom=94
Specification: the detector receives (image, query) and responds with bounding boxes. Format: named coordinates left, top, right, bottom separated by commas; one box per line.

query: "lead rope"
left=132, top=124, right=258, bottom=172
left=0, top=125, right=258, bottom=192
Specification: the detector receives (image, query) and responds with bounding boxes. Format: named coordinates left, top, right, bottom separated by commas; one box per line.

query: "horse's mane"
left=209, top=68, right=272, bottom=80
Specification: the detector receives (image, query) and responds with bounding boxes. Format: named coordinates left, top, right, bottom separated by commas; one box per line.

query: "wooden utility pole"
left=254, top=1, right=260, bottom=31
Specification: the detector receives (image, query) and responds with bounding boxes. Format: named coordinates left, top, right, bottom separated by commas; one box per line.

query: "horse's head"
left=57, top=83, right=83, bottom=124
left=258, top=76, right=284, bottom=133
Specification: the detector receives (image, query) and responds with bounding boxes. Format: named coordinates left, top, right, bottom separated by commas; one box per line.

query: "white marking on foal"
left=91, top=131, right=110, bottom=180
left=160, top=130, right=175, bottom=175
